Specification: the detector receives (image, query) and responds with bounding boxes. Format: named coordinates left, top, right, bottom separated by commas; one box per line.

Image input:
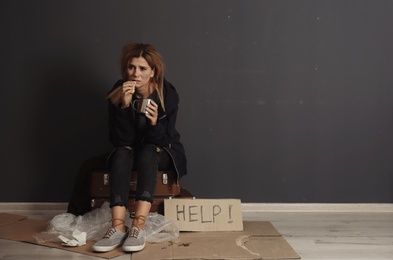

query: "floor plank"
left=243, top=212, right=393, bottom=260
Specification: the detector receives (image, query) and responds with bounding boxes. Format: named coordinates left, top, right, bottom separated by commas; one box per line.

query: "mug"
left=137, top=98, right=151, bottom=114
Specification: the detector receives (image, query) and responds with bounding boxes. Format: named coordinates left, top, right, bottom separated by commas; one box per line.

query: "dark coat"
left=108, top=79, right=187, bottom=179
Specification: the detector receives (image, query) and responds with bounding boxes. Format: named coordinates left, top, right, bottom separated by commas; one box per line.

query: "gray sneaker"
left=122, top=226, right=146, bottom=252
left=92, top=227, right=129, bottom=252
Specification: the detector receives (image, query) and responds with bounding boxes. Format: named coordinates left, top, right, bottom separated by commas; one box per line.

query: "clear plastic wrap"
left=34, top=202, right=113, bottom=244
left=34, top=202, right=179, bottom=245
left=144, top=212, right=179, bottom=243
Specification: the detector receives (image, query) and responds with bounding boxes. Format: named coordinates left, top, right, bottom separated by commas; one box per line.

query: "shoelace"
left=129, top=227, right=140, bottom=238
left=104, top=227, right=116, bottom=238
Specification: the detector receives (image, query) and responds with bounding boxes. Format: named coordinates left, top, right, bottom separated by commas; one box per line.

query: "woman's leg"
left=122, top=145, right=173, bottom=252
left=111, top=206, right=127, bottom=232
left=92, top=147, right=134, bottom=252
left=133, top=144, right=174, bottom=228
left=132, top=201, right=151, bottom=229
left=133, top=144, right=160, bottom=228
left=107, top=147, right=134, bottom=231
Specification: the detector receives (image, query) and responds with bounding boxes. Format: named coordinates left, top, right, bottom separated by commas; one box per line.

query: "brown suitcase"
left=89, top=170, right=191, bottom=214
left=90, top=197, right=166, bottom=214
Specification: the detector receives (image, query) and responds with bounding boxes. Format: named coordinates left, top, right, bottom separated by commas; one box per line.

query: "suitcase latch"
left=162, top=173, right=168, bottom=185
left=103, top=174, right=109, bottom=185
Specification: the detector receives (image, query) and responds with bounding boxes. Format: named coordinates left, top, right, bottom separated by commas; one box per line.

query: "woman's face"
left=127, top=56, right=155, bottom=89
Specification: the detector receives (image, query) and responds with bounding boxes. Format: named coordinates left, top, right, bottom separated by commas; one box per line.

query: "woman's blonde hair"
left=107, top=43, right=165, bottom=111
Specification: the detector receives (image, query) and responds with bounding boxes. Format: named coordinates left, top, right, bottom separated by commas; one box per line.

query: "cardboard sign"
left=164, top=198, right=243, bottom=231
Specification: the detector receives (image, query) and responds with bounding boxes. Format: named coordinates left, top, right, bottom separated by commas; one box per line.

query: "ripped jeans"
left=107, top=144, right=172, bottom=207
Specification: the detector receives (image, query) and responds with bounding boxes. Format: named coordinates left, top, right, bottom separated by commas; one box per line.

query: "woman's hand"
left=145, top=100, right=159, bottom=125
left=121, top=81, right=136, bottom=108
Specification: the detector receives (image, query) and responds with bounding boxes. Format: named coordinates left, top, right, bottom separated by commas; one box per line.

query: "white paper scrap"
left=58, top=229, right=87, bottom=247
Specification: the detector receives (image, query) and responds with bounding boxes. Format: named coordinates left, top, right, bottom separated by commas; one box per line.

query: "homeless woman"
left=92, top=43, right=187, bottom=253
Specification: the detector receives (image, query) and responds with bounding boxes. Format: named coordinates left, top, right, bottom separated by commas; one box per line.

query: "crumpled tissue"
left=58, top=229, right=87, bottom=247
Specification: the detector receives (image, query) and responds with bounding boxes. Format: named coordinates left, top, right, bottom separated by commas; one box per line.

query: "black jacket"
left=108, top=79, right=187, bottom=178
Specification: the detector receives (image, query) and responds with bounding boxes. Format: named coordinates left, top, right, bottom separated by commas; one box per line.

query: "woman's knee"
left=108, top=147, right=134, bottom=167
left=136, top=144, right=160, bottom=167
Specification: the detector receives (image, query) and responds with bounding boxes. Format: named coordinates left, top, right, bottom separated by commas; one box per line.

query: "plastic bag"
left=144, top=212, right=179, bottom=243
left=34, top=202, right=179, bottom=244
left=34, top=202, right=114, bottom=243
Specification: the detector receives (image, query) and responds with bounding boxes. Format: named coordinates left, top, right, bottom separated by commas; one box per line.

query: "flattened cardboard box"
left=0, top=213, right=124, bottom=259
left=132, top=221, right=300, bottom=260
left=0, top=213, right=300, bottom=259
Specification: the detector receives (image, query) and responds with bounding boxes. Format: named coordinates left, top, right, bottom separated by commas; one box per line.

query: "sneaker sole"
left=92, top=244, right=120, bottom=252
left=122, top=243, right=146, bottom=252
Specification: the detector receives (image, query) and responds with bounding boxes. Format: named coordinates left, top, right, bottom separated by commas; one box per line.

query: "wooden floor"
left=0, top=207, right=392, bottom=259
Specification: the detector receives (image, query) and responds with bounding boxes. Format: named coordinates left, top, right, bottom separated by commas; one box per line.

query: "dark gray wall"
left=1, top=0, right=392, bottom=203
